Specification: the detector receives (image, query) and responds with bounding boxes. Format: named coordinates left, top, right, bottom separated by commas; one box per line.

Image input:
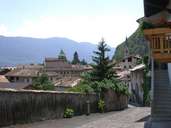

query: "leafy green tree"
left=91, top=38, right=114, bottom=81
left=72, top=51, right=80, bottom=64
left=32, top=74, right=55, bottom=90
left=68, top=39, right=129, bottom=97
left=68, top=81, right=94, bottom=94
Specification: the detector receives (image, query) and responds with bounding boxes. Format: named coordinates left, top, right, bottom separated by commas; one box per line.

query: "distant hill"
left=113, top=26, right=149, bottom=61
left=0, top=36, right=115, bottom=66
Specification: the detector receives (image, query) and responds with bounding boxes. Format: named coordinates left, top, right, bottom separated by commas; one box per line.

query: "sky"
left=0, top=0, right=144, bottom=47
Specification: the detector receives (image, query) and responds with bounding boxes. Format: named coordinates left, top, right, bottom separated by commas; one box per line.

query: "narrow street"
left=5, top=106, right=150, bottom=128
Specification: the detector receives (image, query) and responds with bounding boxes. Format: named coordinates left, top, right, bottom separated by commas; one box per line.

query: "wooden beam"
left=144, top=28, right=171, bottom=35
left=153, top=53, right=171, bottom=62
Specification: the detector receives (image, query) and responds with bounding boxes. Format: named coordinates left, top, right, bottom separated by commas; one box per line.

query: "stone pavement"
left=4, top=106, right=150, bottom=128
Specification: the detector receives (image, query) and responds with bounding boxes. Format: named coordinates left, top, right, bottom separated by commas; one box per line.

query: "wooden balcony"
left=144, top=28, right=171, bottom=62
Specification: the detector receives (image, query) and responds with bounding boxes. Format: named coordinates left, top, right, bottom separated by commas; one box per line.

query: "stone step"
left=154, top=91, right=171, bottom=94
left=154, top=85, right=171, bottom=87
left=154, top=81, right=170, bottom=83
left=154, top=90, right=171, bottom=92
left=153, top=104, right=171, bottom=108
left=152, top=70, right=171, bottom=121
left=154, top=90, right=171, bottom=93
left=153, top=100, right=171, bottom=104
left=155, top=78, right=169, bottom=80
left=153, top=99, right=171, bottom=102
left=153, top=96, right=171, bottom=100
left=153, top=110, right=171, bottom=115
left=155, top=79, right=169, bottom=81
left=154, top=82, right=170, bottom=85
left=154, top=87, right=171, bottom=90
left=153, top=110, right=171, bottom=117
left=155, top=87, right=171, bottom=89
left=154, top=70, right=169, bottom=73
left=155, top=76, right=169, bottom=78
left=154, top=80, right=170, bottom=82
left=153, top=103, right=171, bottom=107
left=154, top=105, right=171, bottom=110
left=153, top=97, right=171, bottom=101
left=155, top=82, right=170, bottom=84
left=152, top=110, right=171, bottom=117
left=155, top=75, right=169, bottom=77
left=152, top=116, right=171, bottom=121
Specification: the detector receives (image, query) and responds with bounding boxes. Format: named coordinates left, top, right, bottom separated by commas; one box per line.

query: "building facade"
left=142, top=0, right=171, bottom=128
left=5, top=51, right=92, bottom=90
left=130, top=64, right=145, bottom=105
left=118, top=55, right=142, bottom=70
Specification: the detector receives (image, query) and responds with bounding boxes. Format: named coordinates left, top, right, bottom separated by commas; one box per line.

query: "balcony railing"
left=144, top=28, right=171, bottom=62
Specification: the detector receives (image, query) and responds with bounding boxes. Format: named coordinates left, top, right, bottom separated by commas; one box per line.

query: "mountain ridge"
left=113, top=26, right=149, bottom=61
left=0, top=36, right=115, bottom=66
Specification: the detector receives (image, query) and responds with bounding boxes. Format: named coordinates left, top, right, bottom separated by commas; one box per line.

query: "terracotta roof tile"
left=0, top=82, right=30, bottom=90
left=0, top=75, right=9, bottom=83
left=5, top=69, right=39, bottom=77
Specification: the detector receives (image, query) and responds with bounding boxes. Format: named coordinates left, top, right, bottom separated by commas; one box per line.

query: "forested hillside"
left=113, top=26, right=149, bottom=61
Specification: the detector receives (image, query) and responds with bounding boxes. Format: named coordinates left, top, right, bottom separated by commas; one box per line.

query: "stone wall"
left=102, top=89, right=128, bottom=111
left=0, top=89, right=128, bottom=127
left=0, top=90, right=98, bottom=127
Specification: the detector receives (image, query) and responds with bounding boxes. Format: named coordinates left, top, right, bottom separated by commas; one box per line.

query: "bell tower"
left=124, top=37, right=129, bottom=57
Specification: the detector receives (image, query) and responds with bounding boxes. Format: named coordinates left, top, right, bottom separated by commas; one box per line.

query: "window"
left=10, top=77, right=14, bottom=82
left=161, top=63, right=168, bottom=70
left=16, top=77, right=19, bottom=81
left=50, top=77, right=53, bottom=81
left=26, top=78, right=30, bottom=83
left=128, top=57, right=132, bottom=62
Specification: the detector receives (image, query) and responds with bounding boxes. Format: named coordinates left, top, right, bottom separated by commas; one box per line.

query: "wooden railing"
left=144, top=28, right=171, bottom=62
left=148, top=34, right=171, bottom=62
left=150, top=34, right=171, bottom=53
left=150, top=35, right=171, bottom=54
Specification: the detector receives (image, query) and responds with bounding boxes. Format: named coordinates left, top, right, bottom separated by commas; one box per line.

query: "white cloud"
left=0, top=24, right=8, bottom=35
left=1, top=15, right=139, bottom=47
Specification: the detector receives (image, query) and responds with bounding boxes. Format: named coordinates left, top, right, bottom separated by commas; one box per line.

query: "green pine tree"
left=91, top=38, right=114, bottom=81
left=58, top=49, right=67, bottom=61
left=72, top=51, right=80, bottom=64
left=80, top=59, right=87, bottom=65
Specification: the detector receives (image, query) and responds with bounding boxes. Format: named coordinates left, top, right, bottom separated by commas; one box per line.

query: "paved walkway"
left=5, top=106, right=150, bottom=128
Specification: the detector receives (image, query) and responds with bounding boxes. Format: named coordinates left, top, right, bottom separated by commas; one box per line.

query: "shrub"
left=94, top=78, right=130, bottom=96
left=68, top=81, right=94, bottom=94
left=144, top=91, right=151, bottom=106
left=113, top=82, right=130, bottom=96
left=98, top=99, right=105, bottom=113
left=32, top=74, right=55, bottom=91
left=63, top=108, right=74, bottom=118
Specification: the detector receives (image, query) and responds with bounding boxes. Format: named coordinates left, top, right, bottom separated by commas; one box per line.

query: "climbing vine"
left=142, top=56, right=151, bottom=106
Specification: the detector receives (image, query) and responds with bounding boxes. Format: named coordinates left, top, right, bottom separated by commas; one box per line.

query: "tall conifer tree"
left=72, top=51, right=80, bottom=64
left=91, top=38, right=114, bottom=81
